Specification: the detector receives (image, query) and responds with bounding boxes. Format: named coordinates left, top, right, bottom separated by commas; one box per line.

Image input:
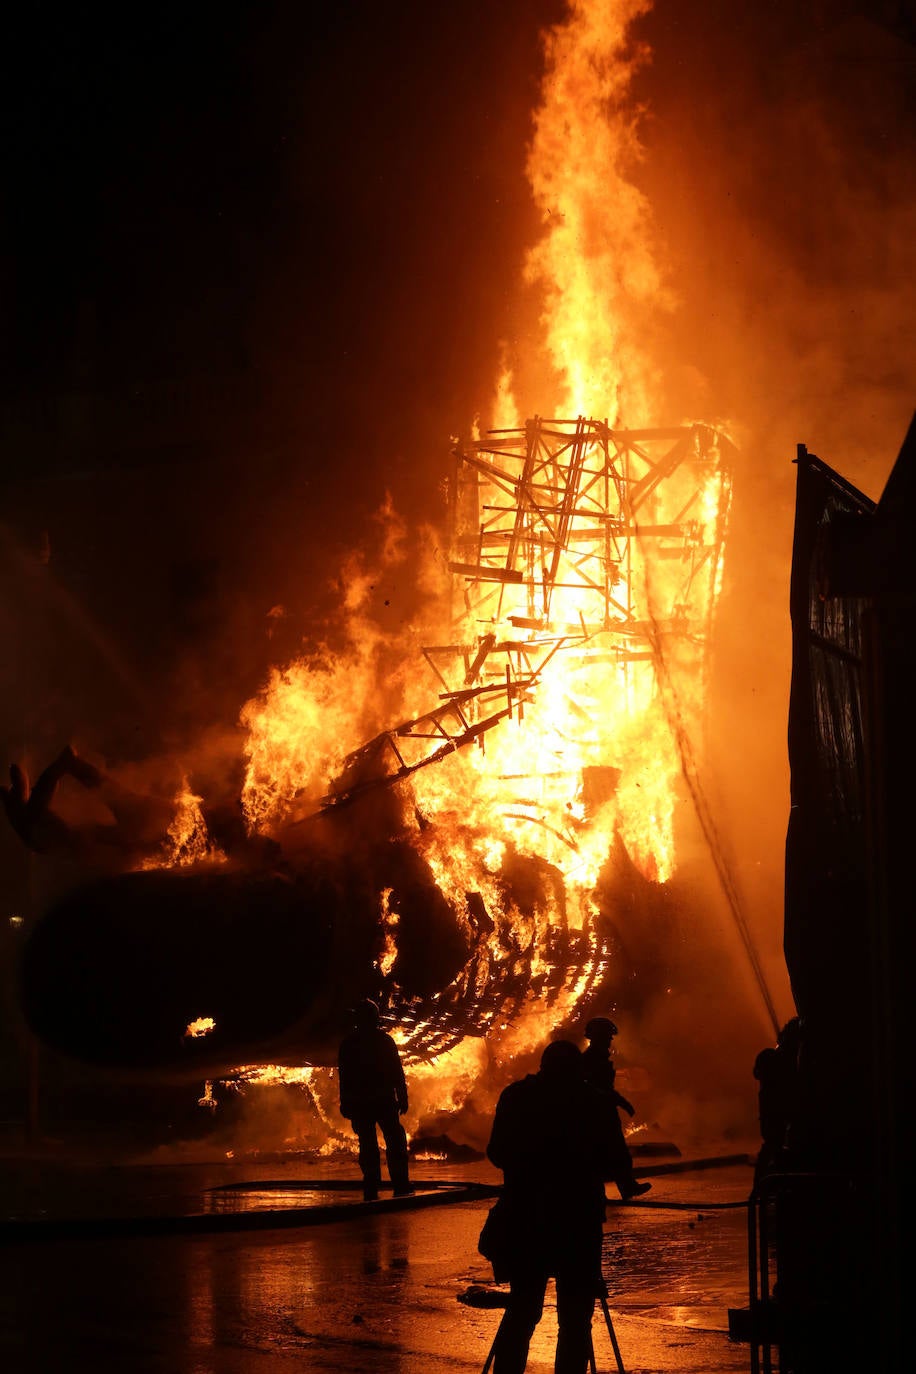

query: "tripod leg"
left=588, top=1325, right=598, bottom=1373
left=481, top=1309, right=506, bottom=1374
left=598, top=1287, right=627, bottom=1374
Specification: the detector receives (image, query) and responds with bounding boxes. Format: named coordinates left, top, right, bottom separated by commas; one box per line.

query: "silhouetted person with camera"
left=481, top=1039, right=615, bottom=1373
left=582, top=1016, right=651, bottom=1201
left=337, top=999, right=412, bottom=1201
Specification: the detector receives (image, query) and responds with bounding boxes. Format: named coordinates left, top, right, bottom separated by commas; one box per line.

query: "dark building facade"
left=778, top=417, right=914, bottom=1370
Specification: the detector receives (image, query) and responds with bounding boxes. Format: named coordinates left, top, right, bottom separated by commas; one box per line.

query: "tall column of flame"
left=230, top=0, right=732, bottom=1135
left=411, top=0, right=685, bottom=939
left=521, top=0, right=663, bottom=423
left=243, top=0, right=672, bottom=843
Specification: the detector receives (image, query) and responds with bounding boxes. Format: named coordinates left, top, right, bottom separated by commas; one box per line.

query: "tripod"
left=480, top=1279, right=626, bottom=1374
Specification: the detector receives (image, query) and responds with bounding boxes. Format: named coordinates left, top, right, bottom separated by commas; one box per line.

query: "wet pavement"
left=0, top=1153, right=757, bottom=1373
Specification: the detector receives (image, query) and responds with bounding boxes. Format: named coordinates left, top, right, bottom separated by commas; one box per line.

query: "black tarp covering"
left=785, top=450, right=874, bottom=1097
left=781, top=423, right=916, bottom=1372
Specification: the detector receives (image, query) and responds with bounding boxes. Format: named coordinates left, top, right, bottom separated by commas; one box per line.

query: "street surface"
left=0, top=1156, right=756, bottom=1373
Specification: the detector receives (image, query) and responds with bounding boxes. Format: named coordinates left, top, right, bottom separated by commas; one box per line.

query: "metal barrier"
left=744, top=1168, right=858, bottom=1374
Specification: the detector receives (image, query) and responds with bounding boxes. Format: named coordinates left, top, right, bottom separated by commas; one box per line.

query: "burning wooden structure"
left=310, top=417, right=738, bottom=1064
left=19, top=417, right=741, bottom=1093
left=322, top=418, right=733, bottom=814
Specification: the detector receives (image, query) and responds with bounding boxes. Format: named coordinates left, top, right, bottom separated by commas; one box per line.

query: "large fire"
left=209, top=0, right=735, bottom=1141
left=11, top=1, right=740, bottom=1151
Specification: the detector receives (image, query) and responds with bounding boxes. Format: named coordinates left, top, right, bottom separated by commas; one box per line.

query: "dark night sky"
left=3, top=4, right=555, bottom=486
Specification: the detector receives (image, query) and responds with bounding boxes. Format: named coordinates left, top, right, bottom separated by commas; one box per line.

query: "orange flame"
left=226, top=0, right=733, bottom=1132
left=524, top=0, right=665, bottom=423
left=377, top=888, right=400, bottom=978
left=140, top=778, right=225, bottom=870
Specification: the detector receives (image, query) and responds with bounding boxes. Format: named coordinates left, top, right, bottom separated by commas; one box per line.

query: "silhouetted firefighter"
left=337, top=999, right=412, bottom=1201
left=581, top=1016, right=651, bottom=1201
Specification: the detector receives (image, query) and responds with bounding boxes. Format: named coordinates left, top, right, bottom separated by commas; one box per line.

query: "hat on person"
left=350, top=998, right=381, bottom=1027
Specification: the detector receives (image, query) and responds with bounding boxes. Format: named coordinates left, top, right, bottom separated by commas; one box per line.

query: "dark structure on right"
left=762, top=415, right=914, bottom=1371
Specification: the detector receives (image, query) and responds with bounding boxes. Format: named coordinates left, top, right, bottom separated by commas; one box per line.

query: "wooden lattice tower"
left=323, top=417, right=734, bottom=811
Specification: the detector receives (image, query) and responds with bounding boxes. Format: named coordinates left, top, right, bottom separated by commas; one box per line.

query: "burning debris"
left=141, top=780, right=226, bottom=870
left=310, top=420, right=731, bottom=837
left=230, top=417, right=734, bottom=1069
left=15, top=413, right=736, bottom=1144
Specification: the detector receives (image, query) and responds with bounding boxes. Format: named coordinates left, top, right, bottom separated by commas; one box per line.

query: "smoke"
left=611, top=0, right=916, bottom=1029
left=640, top=3, right=916, bottom=483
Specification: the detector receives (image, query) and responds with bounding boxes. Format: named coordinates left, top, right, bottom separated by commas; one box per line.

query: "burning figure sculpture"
left=1, top=745, right=173, bottom=861
left=13, top=418, right=735, bottom=1122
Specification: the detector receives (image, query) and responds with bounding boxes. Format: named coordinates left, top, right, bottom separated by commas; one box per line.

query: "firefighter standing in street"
left=581, top=1015, right=651, bottom=1201
left=337, top=999, right=412, bottom=1201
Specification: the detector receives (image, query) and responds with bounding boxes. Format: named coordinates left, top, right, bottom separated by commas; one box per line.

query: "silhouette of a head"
left=584, top=1016, right=618, bottom=1047
left=352, top=998, right=380, bottom=1030
left=539, top=1039, right=583, bottom=1081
